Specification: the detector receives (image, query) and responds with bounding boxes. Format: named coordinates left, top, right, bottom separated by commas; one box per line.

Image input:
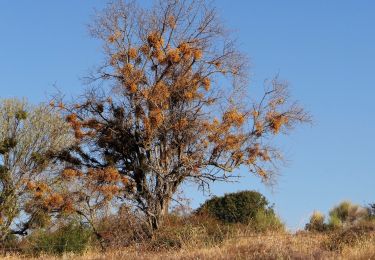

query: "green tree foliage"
left=0, top=99, right=72, bottom=241
left=196, top=190, right=282, bottom=230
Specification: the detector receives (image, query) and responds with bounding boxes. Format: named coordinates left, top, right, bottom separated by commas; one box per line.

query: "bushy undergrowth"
left=306, top=201, right=370, bottom=232
left=323, top=220, right=375, bottom=251
left=96, top=207, right=151, bottom=247
left=0, top=191, right=286, bottom=256
left=23, top=222, right=93, bottom=256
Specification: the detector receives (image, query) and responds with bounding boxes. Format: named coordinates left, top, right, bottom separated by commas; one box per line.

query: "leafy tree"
left=196, top=190, right=276, bottom=224
left=0, top=99, right=72, bottom=241
left=57, top=0, right=309, bottom=231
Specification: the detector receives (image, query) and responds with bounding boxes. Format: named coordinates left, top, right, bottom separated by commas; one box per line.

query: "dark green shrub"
left=196, top=190, right=283, bottom=231
left=28, top=222, right=93, bottom=255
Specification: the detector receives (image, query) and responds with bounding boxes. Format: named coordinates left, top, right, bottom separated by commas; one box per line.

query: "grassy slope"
left=2, top=232, right=375, bottom=260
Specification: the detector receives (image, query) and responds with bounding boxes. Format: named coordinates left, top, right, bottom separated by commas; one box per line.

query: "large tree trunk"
left=146, top=186, right=173, bottom=232
left=148, top=196, right=171, bottom=231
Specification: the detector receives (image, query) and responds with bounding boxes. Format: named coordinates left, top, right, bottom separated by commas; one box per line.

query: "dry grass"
left=2, top=231, right=375, bottom=260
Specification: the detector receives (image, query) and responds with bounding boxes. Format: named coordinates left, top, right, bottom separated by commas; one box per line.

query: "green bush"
left=27, top=222, right=93, bottom=255
left=305, top=211, right=327, bottom=232
left=252, top=210, right=284, bottom=232
left=328, top=201, right=368, bottom=229
left=196, top=190, right=283, bottom=231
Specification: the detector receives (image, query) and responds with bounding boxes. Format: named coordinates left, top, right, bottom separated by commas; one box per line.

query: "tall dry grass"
left=2, top=230, right=375, bottom=259
left=0, top=233, right=375, bottom=260
left=2, top=216, right=375, bottom=259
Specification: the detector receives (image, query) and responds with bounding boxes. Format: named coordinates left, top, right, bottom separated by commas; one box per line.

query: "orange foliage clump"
left=223, top=108, right=245, bottom=127
left=99, top=185, right=120, bottom=198
left=140, top=44, right=150, bottom=55
left=74, top=129, right=84, bottom=139
left=267, top=112, right=289, bottom=134
left=43, top=193, right=64, bottom=209
left=150, top=81, right=170, bottom=104
left=178, top=42, right=193, bottom=59
left=153, top=49, right=166, bottom=63
left=129, top=83, right=138, bottom=93
left=193, top=49, right=203, bottom=60
left=202, top=78, right=211, bottom=91
left=62, top=168, right=82, bottom=179
left=26, top=181, right=36, bottom=190
left=128, top=47, right=138, bottom=59
left=66, top=113, right=77, bottom=123
left=147, top=31, right=164, bottom=49
left=167, top=48, right=181, bottom=63
left=120, top=63, right=134, bottom=76
left=88, top=167, right=121, bottom=183
left=222, top=134, right=244, bottom=150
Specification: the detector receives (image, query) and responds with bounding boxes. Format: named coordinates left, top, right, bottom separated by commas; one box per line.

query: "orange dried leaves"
left=223, top=108, right=245, bottom=127
left=147, top=31, right=164, bottom=49
left=88, top=167, right=121, bottom=183
left=266, top=112, right=289, bottom=134
left=167, top=48, right=181, bottom=63
left=128, top=47, right=138, bottom=59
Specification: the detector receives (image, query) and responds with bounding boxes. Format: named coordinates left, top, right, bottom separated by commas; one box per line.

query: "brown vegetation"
left=2, top=224, right=375, bottom=259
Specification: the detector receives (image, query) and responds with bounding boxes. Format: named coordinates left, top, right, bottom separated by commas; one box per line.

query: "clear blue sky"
left=1, top=1, right=374, bottom=230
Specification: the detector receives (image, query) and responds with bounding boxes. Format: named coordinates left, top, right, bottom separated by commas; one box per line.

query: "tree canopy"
left=55, top=0, right=309, bottom=230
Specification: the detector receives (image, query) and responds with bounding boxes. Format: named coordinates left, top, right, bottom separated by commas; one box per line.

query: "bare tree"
left=0, top=99, right=73, bottom=241
left=57, top=0, right=310, bottom=231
